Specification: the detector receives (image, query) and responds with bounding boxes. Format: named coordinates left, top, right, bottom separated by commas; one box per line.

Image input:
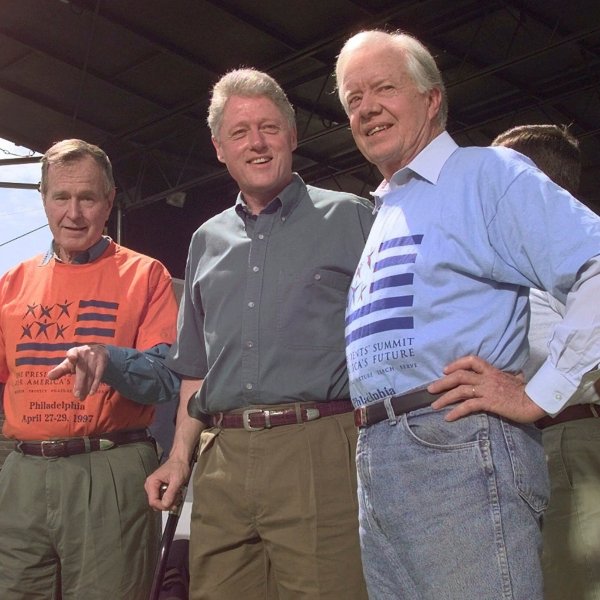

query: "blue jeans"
left=356, top=406, right=549, bottom=600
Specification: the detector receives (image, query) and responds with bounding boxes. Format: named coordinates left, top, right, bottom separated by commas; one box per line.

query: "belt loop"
left=294, top=403, right=302, bottom=424
left=83, top=436, right=91, bottom=453
left=591, top=404, right=599, bottom=417
left=383, top=396, right=398, bottom=426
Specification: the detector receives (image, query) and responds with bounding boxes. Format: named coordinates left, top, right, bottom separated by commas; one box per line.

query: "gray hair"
left=40, top=139, right=115, bottom=196
left=336, top=30, right=448, bottom=128
left=207, top=68, right=296, bottom=139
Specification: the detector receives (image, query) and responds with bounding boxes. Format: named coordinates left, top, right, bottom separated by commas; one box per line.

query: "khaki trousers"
left=542, top=418, right=600, bottom=600
left=0, top=441, right=160, bottom=600
left=189, top=410, right=368, bottom=599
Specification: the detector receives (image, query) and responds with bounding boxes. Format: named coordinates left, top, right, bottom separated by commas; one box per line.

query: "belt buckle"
left=40, top=440, right=63, bottom=457
left=305, top=408, right=320, bottom=421
left=354, top=406, right=368, bottom=428
left=242, top=409, right=268, bottom=431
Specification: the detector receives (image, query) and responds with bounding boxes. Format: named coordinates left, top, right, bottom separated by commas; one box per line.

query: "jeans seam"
left=483, top=436, right=514, bottom=599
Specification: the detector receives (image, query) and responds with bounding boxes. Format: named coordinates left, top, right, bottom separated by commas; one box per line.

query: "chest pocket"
left=277, top=268, right=351, bottom=350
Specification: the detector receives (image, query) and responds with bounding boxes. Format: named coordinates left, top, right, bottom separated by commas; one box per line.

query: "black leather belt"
left=354, top=388, right=441, bottom=428
left=15, top=429, right=153, bottom=458
left=536, top=403, right=600, bottom=429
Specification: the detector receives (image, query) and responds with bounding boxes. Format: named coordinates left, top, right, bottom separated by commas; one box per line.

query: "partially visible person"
left=0, top=384, right=10, bottom=469
left=0, top=139, right=180, bottom=600
left=145, top=68, right=373, bottom=599
left=493, top=124, right=600, bottom=600
left=335, top=30, right=600, bottom=599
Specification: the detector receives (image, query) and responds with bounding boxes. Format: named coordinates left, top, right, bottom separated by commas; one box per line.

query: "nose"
left=65, top=198, right=83, bottom=220
left=359, top=91, right=381, bottom=119
left=248, top=127, right=267, bottom=150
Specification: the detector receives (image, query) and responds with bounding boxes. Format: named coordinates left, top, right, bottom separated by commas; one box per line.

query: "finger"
left=73, top=363, right=93, bottom=399
left=443, top=355, right=489, bottom=375
left=428, top=370, right=476, bottom=394
left=441, top=398, right=486, bottom=422
left=145, top=477, right=166, bottom=509
left=88, top=363, right=104, bottom=396
left=47, top=358, right=75, bottom=380
left=160, top=483, right=182, bottom=510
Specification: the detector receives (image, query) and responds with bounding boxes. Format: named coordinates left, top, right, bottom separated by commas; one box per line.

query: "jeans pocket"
left=501, top=420, right=549, bottom=513
left=404, top=408, right=488, bottom=449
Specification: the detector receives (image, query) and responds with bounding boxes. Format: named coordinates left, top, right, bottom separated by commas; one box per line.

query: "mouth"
left=248, top=157, right=271, bottom=164
left=366, top=124, right=390, bottom=137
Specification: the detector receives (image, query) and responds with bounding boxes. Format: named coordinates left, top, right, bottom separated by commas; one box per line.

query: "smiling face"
left=43, top=155, right=115, bottom=263
left=339, top=39, right=443, bottom=180
left=212, top=95, right=297, bottom=213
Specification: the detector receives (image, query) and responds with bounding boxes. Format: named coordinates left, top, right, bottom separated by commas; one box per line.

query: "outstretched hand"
left=47, top=344, right=109, bottom=400
left=427, top=355, right=546, bottom=424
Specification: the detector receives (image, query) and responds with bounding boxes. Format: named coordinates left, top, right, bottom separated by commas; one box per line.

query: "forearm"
left=103, top=343, right=181, bottom=405
left=168, top=377, right=205, bottom=465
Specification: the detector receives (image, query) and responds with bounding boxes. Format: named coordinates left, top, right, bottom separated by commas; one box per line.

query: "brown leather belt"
left=354, top=387, right=442, bottom=428
left=536, top=404, right=600, bottom=430
left=205, top=400, right=353, bottom=431
left=15, top=429, right=153, bottom=458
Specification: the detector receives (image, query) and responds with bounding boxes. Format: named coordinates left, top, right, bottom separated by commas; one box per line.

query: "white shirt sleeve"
left=526, top=256, right=600, bottom=415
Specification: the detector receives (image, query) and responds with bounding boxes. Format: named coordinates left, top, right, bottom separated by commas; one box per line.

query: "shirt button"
left=246, top=341, right=254, bottom=348
left=248, top=301, right=255, bottom=308
left=252, top=266, right=260, bottom=272
left=281, top=216, right=286, bottom=222
left=258, top=234, right=265, bottom=240
left=245, top=383, right=253, bottom=390
left=314, top=273, right=321, bottom=281
left=554, top=392, right=563, bottom=401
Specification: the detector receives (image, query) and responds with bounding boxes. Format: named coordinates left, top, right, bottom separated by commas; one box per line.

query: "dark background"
left=1, top=0, right=599, bottom=278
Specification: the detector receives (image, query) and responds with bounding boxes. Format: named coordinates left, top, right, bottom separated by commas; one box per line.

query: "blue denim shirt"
left=347, top=132, right=600, bottom=413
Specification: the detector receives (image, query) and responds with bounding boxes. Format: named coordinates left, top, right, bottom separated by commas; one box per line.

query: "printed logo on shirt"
left=346, top=234, right=422, bottom=405
left=346, top=234, right=421, bottom=344
left=15, top=298, right=119, bottom=366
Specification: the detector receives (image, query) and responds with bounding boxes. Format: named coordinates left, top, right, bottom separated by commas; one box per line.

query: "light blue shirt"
left=346, top=132, right=600, bottom=413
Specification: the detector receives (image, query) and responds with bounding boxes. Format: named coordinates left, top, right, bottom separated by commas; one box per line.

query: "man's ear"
left=427, top=87, right=442, bottom=123
left=212, top=137, right=225, bottom=164
left=106, top=188, right=116, bottom=213
left=290, top=126, right=298, bottom=153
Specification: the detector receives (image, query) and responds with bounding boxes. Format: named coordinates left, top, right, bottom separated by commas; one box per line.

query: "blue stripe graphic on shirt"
left=14, top=298, right=119, bottom=366
left=77, top=313, right=116, bottom=322
left=346, top=295, right=413, bottom=326
left=16, top=342, right=75, bottom=352
left=374, top=253, right=417, bottom=271
left=371, top=273, right=413, bottom=292
left=379, top=234, right=423, bottom=251
left=79, top=299, right=119, bottom=310
left=16, top=356, right=71, bottom=367
left=346, top=317, right=414, bottom=345
left=345, top=236, right=423, bottom=346
left=73, top=327, right=116, bottom=337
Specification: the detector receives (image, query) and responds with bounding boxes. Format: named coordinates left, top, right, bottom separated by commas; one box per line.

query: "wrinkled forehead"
left=341, top=48, right=410, bottom=97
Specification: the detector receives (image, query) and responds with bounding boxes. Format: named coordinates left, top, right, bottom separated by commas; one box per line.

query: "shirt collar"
left=234, top=173, right=303, bottom=221
left=42, top=236, right=111, bottom=266
left=371, top=131, right=458, bottom=208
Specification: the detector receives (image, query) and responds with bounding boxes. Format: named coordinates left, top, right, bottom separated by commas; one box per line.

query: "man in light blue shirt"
left=336, top=30, right=600, bottom=600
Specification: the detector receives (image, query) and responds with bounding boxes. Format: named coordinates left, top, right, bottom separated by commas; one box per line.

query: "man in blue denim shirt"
left=336, top=30, right=600, bottom=599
